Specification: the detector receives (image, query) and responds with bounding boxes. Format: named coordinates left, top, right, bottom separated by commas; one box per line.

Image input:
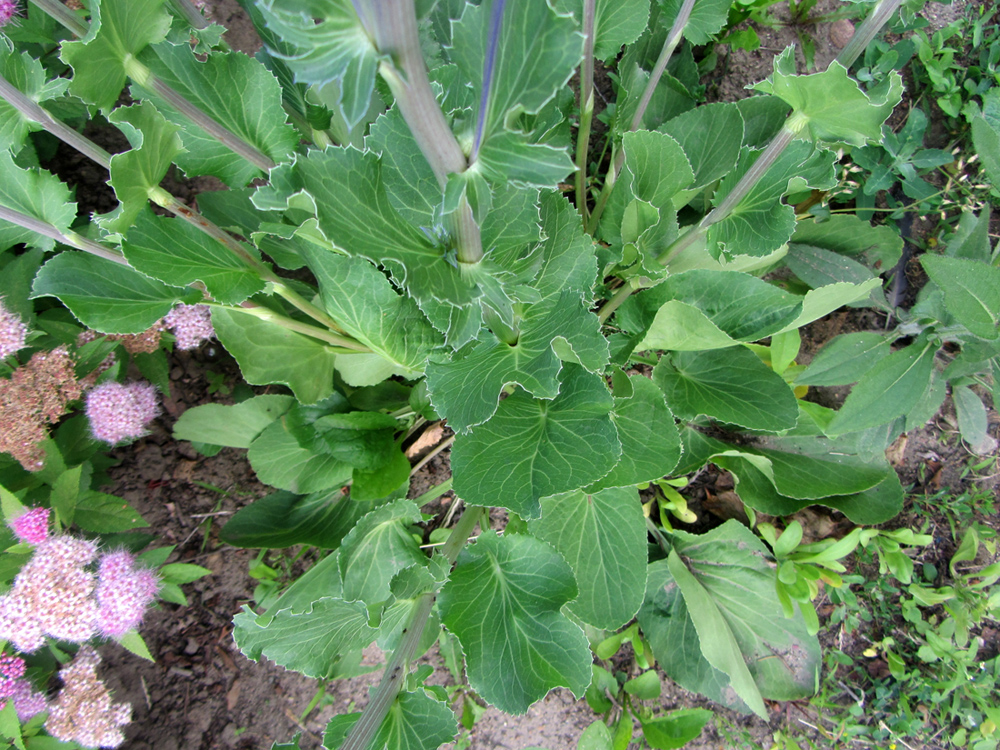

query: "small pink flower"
left=0, top=654, right=25, bottom=681
left=9, top=678, right=47, bottom=720
left=85, top=382, right=160, bottom=445
left=10, top=507, right=49, bottom=545
left=0, top=297, right=27, bottom=359
left=95, top=551, right=159, bottom=638
left=0, top=1, right=19, bottom=30
left=164, top=304, right=214, bottom=350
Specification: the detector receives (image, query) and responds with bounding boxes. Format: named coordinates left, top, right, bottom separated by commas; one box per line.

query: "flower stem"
left=574, top=0, right=597, bottom=225
left=340, top=506, right=479, bottom=750
left=226, top=303, right=371, bottom=352
left=0, top=206, right=128, bottom=266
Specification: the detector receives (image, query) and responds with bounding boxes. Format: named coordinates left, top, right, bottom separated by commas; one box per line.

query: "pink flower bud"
left=85, top=381, right=160, bottom=445
left=0, top=298, right=27, bottom=359
left=0, top=654, right=25, bottom=681
left=95, top=551, right=159, bottom=638
left=0, top=2, right=19, bottom=28
left=164, top=304, right=215, bottom=350
left=9, top=507, right=49, bottom=545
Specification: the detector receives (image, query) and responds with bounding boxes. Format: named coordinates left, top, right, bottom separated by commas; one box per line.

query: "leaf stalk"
left=574, top=0, right=597, bottom=225
left=226, top=303, right=371, bottom=352
left=0, top=206, right=128, bottom=266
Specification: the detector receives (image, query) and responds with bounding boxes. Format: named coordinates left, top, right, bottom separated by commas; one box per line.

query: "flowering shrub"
left=84, top=381, right=161, bottom=445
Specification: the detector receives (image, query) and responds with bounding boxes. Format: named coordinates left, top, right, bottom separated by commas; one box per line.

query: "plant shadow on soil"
left=60, top=0, right=996, bottom=748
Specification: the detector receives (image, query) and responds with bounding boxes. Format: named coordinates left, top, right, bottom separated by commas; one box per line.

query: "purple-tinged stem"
left=470, top=0, right=507, bottom=164
left=574, top=0, right=596, bottom=225
left=0, top=206, right=128, bottom=266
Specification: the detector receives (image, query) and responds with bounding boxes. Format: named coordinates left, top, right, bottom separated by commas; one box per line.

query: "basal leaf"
left=789, top=214, right=903, bottom=271
left=530, top=486, right=647, bottom=629
left=921, top=255, right=1000, bottom=340
left=323, top=689, right=458, bottom=750
left=636, top=300, right=740, bottom=351
left=451, top=365, right=620, bottom=519
left=659, top=103, right=744, bottom=195
left=137, top=42, right=299, bottom=185
left=172, top=395, right=296, bottom=448
left=774, top=279, right=882, bottom=334
left=247, top=420, right=352, bottom=494
left=31, top=252, right=190, bottom=333
left=338, top=500, right=425, bottom=605
left=0, top=151, right=77, bottom=253
left=785, top=244, right=880, bottom=302
left=212, top=307, right=337, bottom=404
left=554, top=0, right=650, bottom=61
left=60, top=0, right=173, bottom=112
left=795, top=332, right=890, bottom=386
left=122, top=209, right=266, bottom=304
left=658, top=0, right=732, bottom=45
left=474, top=132, right=576, bottom=188
left=233, top=597, right=377, bottom=679
left=653, top=347, right=798, bottom=431
left=366, top=105, right=440, bottom=227
left=439, top=531, right=591, bottom=714
left=753, top=47, right=903, bottom=147
left=220, top=490, right=369, bottom=549
left=0, top=47, right=70, bottom=151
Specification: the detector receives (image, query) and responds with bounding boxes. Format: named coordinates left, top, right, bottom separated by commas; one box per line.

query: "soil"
left=35, top=1, right=999, bottom=749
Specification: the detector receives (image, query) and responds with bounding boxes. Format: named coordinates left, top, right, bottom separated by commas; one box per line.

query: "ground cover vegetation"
left=0, top=0, right=996, bottom=747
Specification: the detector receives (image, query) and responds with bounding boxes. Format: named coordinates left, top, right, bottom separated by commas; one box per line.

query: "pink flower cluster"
left=0, top=297, right=27, bottom=360
left=10, top=506, right=50, bottom=545
left=164, top=304, right=215, bottom=350
left=95, top=551, right=159, bottom=638
left=85, top=381, right=160, bottom=445
left=0, top=654, right=46, bottom=720
left=47, top=646, right=131, bottom=748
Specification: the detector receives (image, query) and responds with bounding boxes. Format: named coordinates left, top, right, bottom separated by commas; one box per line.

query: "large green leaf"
left=530, top=487, right=647, bottom=629
left=921, top=255, right=1000, bottom=340
left=554, top=0, right=650, bottom=61
left=659, top=103, right=744, bottom=195
left=247, top=420, right=352, bottom=494
left=257, top=147, right=476, bottom=306
left=136, top=42, right=299, bottom=185
left=795, top=332, right=890, bottom=386
left=233, top=597, right=377, bottom=679
left=31, top=252, right=191, bottom=333
left=60, top=0, right=173, bottom=112
left=122, top=208, right=266, bottom=304
left=653, top=347, right=798, bottom=431
left=366, top=105, right=440, bottom=228
left=789, top=214, right=903, bottom=272
left=255, top=0, right=378, bottom=128
left=451, top=365, right=620, bottom=519
left=753, top=47, right=902, bottom=147
left=658, top=0, right=732, bottom=44
left=588, top=374, right=681, bottom=491
left=323, top=689, right=458, bottom=750
left=172, top=395, right=295, bottom=448
left=426, top=193, right=606, bottom=431
left=338, top=500, right=426, bottom=605
left=212, top=307, right=337, bottom=404
left=220, top=490, right=368, bottom=549
left=0, top=47, right=70, bottom=151
left=0, top=152, right=77, bottom=253
left=439, top=531, right=591, bottom=714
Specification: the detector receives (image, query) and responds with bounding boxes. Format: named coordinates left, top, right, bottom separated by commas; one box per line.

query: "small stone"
left=830, top=19, right=854, bottom=49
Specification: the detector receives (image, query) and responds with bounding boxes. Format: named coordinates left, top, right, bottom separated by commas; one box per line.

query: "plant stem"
left=410, top=435, right=456, bottom=477
left=835, top=0, right=905, bottom=69
left=169, top=0, right=212, bottom=30
left=27, top=0, right=87, bottom=37
left=412, top=477, right=453, bottom=507
left=587, top=0, right=696, bottom=233
left=340, top=506, right=479, bottom=750
left=371, top=0, right=483, bottom=264
left=574, top=0, right=597, bottom=226
left=225, top=303, right=371, bottom=352
left=0, top=206, right=129, bottom=266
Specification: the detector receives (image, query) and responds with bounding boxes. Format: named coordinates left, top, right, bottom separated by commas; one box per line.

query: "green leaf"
left=439, top=531, right=591, bottom=714
left=323, top=689, right=458, bottom=750
left=530, top=487, right=647, bottom=629
left=475, top=132, right=576, bottom=188
left=255, top=0, right=378, bottom=128
left=312, top=411, right=400, bottom=469
left=795, top=332, right=890, bottom=386
left=785, top=245, right=880, bottom=301
left=789, top=214, right=902, bottom=272
left=103, top=102, right=183, bottom=236
left=953, top=385, right=994, bottom=454
left=706, top=141, right=836, bottom=259
left=578, top=721, right=614, bottom=750
left=233, top=597, right=377, bottom=678
left=248, top=420, right=352, bottom=494
left=554, top=0, right=650, bottom=61
left=173, top=395, right=295, bottom=448
left=122, top=209, right=265, bottom=304
left=220, top=490, right=369, bottom=549
left=212, top=307, right=337, bottom=404
left=366, top=105, right=439, bottom=227
left=74, top=492, right=148, bottom=532
left=659, top=103, right=745, bottom=195
left=653, top=347, right=798, bottom=431
left=60, top=0, right=173, bottom=112
left=658, top=0, right=731, bottom=44
left=827, top=341, right=938, bottom=435
left=116, top=630, right=155, bottom=662
left=640, top=709, right=713, bottom=749
left=451, top=365, right=620, bottom=519
left=0, top=47, right=70, bottom=152
left=351, top=446, right=411, bottom=502
left=257, top=147, right=476, bottom=306
left=303, top=249, right=444, bottom=379
left=972, top=98, right=1000, bottom=189
left=0, top=699, right=24, bottom=750
left=0, top=152, right=77, bottom=253
left=339, top=500, right=426, bottom=604
left=624, top=670, right=661, bottom=699
left=158, top=562, right=213, bottom=584
left=774, top=279, right=882, bottom=334
left=921, top=255, right=1000, bottom=340
left=50, top=464, right=82, bottom=527
left=635, top=300, right=740, bottom=351
left=31, top=252, right=191, bottom=333
left=753, top=47, right=903, bottom=146
left=588, top=374, right=681, bottom=491
left=427, top=193, right=606, bottom=431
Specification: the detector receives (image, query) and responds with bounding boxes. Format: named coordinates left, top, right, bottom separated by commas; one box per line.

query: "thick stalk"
left=835, top=0, right=905, bottom=69
left=574, top=0, right=597, bottom=225
left=341, top=506, right=480, bottom=750
left=169, top=0, right=212, bottom=30
left=225, top=303, right=371, bottom=352
left=372, top=0, right=483, bottom=263
left=587, top=0, right=696, bottom=233
left=0, top=206, right=128, bottom=266
left=27, top=0, right=87, bottom=37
